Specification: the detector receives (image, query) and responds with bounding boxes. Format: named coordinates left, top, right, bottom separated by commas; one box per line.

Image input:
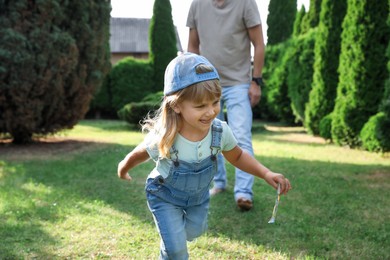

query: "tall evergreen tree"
left=266, top=0, right=297, bottom=45
left=287, top=30, right=317, bottom=124
left=304, top=0, right=347, bottom=134
left=359, top=5, right=390, bottom=152
left=300, top=0, right=322, bottom=35
left=331, top=0, right=389, bottom=146
left=0, top=0, right=111, bottom=144
left=149, top=0, right=178, bottom=91
left=293, top=5, right=306, bottom=37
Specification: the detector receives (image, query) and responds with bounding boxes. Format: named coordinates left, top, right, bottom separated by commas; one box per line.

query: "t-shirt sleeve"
left=244, top=0, right=262, bottom=28
left=221, top=121, right=238, bottom=151
left=186, top=0, right=197, bottom=28
left=143, top=132, right=159, bottom=161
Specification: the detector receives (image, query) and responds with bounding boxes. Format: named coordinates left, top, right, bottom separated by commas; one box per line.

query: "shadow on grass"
left=1, top=139, right=389, bottom=259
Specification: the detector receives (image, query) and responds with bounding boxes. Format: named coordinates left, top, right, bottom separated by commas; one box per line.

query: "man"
left=186, top=0, right=265, bottom=211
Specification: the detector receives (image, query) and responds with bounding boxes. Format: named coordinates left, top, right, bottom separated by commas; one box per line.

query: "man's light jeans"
left=214, top=84, right=255, bottom=201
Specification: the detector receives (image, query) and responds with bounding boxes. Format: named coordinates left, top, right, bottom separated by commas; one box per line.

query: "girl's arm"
left=222, top=146, right=291, bottom=195
left=117, top=143, right=150, bottom=181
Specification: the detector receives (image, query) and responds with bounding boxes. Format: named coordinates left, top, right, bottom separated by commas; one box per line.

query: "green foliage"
left=117, top=101, right=160, bottom=127
left=305, top=0, right=347, bottom=135
left=93, top=57, right=154, bottom=114
left=0, top=0, right=111, bottom=143
left=292, top=5, right=306, bottom=37
left=319, top=113, right=333, bottom=140
left=117, top=91, right=163, bottom=126
left=332, top=0, right=389, bottom=147
left=286, top=30, right=317, bottom=123
left=360, top=13, right=390, bottom=152
left=266, top=0, right=297, bottom=45
left=89, top=73, right=114, bottom=118
left=360, top=112, right=390, bottom=152
left=380, top=10, right=390, bottom=121
left=149, top=0, right=178, bottom=91
left=300, top=0, right=322, bottom=34
left=381, top=60, right=390, bottom=118
left=263, top=42, right=295, bottom=123
left=141, top=91, right=164, bottom=103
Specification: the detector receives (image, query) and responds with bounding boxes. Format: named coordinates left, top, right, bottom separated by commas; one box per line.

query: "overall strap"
left=169, top=145, right=179, bottom=167
left=210, top=119, right=223, bottom=159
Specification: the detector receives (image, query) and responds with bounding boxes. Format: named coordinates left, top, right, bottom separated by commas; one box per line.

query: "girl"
left=117, top=52, right=291, bottom=259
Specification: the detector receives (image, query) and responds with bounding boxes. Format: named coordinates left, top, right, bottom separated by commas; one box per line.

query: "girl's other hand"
left=264, top=172, right=291, bottom=195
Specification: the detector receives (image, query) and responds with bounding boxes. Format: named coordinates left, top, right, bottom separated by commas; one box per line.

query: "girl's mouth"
left=200, top=118, right=213, bottom=125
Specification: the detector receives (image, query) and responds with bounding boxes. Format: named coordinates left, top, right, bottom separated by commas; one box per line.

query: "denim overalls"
left=145, top=120, right=222, bottom=260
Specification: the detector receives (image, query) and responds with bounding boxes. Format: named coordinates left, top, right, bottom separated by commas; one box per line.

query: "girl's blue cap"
left=164, top=52, right=219, bottom=96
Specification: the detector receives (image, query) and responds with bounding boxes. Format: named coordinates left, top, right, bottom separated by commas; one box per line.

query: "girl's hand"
left=264, top=171, right=291, bottom=195
left=117, top=160, right=132, bottom=181
left=120, top=172, right=132, bottom=182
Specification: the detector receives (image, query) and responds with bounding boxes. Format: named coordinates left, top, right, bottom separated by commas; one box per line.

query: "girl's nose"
left=206, top=107, right=216, bottom=116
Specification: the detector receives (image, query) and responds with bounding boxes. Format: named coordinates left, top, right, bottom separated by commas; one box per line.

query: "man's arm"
left=248, top=24, right=265, bottom=107
left=187, top=28, right=200, bottom=54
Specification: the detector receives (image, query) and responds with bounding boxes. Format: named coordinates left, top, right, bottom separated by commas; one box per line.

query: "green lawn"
left=1, top=120, right=389, bottom=259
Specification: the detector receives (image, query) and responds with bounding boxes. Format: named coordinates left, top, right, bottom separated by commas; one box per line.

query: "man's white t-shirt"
left=186, top=0, right=262, bottom=87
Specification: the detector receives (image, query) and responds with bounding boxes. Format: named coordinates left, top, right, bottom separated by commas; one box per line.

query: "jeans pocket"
left=145, top=178, right=163, bottom=194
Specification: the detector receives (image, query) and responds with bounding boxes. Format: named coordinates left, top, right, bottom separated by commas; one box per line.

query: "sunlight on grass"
left=189, top=235, right=291, bottom=259
left=58, top=120, right=144, bottom=145
left=253, top=135, right=389, bottom=166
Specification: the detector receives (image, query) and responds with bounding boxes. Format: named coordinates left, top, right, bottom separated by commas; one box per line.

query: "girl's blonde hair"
left=142, top=64, right=221, bottom=158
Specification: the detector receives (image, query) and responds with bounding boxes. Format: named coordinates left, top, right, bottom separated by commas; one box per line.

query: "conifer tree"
left=331, top=0, right=389, bottom=146
left=266, top=0, right=297, bottom=45
left=305, top=0, right=347, bottom=134
left=300, top=0, right=322, bottom=35
left=0, top=0, right=111, bottom=143
left=293, top=5, right=306, bottom=37
left=359, top=8, right=390, bottom=152
left=149, top=0, right=178, bottom=91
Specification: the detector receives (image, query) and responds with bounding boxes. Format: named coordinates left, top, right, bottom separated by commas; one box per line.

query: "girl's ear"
left=172, top=104, right=181, bottom=114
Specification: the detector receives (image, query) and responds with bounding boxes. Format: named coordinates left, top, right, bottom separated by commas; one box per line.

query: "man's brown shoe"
left=237, top=198, right=253, bottom=211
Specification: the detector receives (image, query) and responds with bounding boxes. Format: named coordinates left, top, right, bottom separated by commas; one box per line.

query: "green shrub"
left=0, top=0, right=111, bottom=143
left=360, top=112, right=390, bottom=152
left=141, top=91, right=164, bottom=103
left=117, top=92, right=163, bottom=126
left=319, top=113, right=333, bottom=140
left=92, top=57, right=154, bottom=115
left=117, top=101, right=160, bottom=127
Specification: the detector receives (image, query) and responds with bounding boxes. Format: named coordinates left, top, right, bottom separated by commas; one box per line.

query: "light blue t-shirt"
left=144, top=120, right=237, bottom=179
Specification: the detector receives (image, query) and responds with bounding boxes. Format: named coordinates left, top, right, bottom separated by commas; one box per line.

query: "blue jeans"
left=146, top=182, right=209, bottom=260
left=215, top=84, right=255, bottom=201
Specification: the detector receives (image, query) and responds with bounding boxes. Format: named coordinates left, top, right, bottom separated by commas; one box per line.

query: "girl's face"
left=174, top=97, right=221, bottom=140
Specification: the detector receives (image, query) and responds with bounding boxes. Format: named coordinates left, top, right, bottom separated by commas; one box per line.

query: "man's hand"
left=249, top=81, right=262, bottom=107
